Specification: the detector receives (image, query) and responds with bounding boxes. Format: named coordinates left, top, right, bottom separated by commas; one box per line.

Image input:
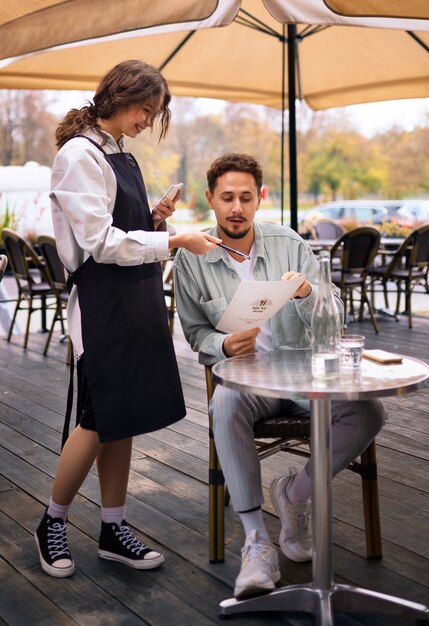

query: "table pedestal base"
left=219, top=583, right=429, bottom=625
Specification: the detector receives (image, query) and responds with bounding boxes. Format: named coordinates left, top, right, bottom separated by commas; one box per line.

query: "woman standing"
left=35, top=60, right=220, bottom=578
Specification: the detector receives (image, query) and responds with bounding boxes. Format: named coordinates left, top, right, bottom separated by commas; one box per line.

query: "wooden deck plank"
left=1, top=313, right=429, bottom=624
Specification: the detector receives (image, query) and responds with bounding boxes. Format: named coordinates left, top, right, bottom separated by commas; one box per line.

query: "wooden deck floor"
left=0, top=311, right=428, bottom=626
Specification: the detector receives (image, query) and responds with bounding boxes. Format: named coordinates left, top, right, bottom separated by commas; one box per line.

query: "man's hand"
left=281, top=271, right=312, bottom=299
left=223, top=327, right=260, bottom=357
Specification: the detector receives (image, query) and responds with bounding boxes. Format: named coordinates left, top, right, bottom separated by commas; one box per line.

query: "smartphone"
left=151, top=183, right=183, bottom=212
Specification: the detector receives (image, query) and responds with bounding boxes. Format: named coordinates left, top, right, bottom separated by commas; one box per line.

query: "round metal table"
left=212, top=348, right=429, bottom=625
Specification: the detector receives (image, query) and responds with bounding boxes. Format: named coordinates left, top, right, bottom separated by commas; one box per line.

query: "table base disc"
left=219, top=583, right=429, bottom=626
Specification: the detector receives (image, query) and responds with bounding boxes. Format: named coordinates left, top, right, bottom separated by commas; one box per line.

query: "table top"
left=212, top=349, right=429, bottom=401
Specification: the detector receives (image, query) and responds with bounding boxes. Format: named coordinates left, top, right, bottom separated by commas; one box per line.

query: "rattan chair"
left=37, top=235, right=70, bottom=361
left=330, top=226, right=381, bottom=334
left=162, top=256, right=175, bottom=334
left=2, top=228, right=54, bottom=349
left=205, top=365, right=381, bottom=564
left=368, top=223, right=429, bottom=329
left=311, top=219, right=346, bottom=240
left=0, top=254, right=7, bottom=282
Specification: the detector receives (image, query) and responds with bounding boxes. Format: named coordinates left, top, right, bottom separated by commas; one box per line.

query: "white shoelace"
left=47, top=522, right=70, bottom=559
left=243, top=539, right=271, bottom=561
left=115, top=525, right=147, bottom=554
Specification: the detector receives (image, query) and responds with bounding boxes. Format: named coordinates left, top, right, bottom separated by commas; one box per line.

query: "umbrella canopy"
left=0, top=0, right=428, bottom=228
left=0, top=0, right=428, bottom=109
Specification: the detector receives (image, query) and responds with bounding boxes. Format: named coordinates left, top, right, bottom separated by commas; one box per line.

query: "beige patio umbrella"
left=0, top=0, right=428, bottom=225
left=1, top=0, right=428, bottom=107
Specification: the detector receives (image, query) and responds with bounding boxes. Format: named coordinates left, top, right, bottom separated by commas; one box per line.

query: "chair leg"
left=23, top=296, right=33, bottom=349
left=394, top=283, right=402, bottom=315
left=6, top=297, right=21, bottom=342
left=360, top=440, right=382, bottom=559
left=208, top=422, right=225, bottom=563
left=406, top=284, right=412, bottom=329
left=66, top=337, right=72, bottom=366
left=362, top=286, right=379, bottom=334
left=170, top=292, right=175, bottom=334
left=216, top=462, right=225, bottom=563
left=43, top=303, right=60, bottom=356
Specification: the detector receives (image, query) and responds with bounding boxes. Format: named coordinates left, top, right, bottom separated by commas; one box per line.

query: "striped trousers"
left=210, top=386, right=386, bottom=512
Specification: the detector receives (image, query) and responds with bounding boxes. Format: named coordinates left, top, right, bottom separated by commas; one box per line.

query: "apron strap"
left=73, top=133, right=109, bottom=155
left=73, top=133, right=118, bottom=169
left=61, top=355, right=83, bottom=450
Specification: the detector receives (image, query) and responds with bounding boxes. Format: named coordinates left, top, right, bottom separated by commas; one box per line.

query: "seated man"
left=173, top=153, right=386, bottom=599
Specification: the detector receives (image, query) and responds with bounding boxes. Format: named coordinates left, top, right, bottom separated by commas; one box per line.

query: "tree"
left=0, top=90, right=58, bottom=166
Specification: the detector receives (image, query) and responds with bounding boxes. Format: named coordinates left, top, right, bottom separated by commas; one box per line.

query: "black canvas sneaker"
left=98, top=520, right=164, bottom=569
left=35, top=511, right=75, bottom=578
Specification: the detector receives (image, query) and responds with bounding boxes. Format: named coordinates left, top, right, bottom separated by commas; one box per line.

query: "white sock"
left=47, top=497, right=70, bottom=522
left=286, top=469, right=311, bottom=505
left=239, top=509, right=270, bottom=544
left=101, top=505, right=126, bottom=526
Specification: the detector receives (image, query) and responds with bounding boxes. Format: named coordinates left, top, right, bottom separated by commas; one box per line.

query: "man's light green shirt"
left=173, top=222, right=343, bottom=366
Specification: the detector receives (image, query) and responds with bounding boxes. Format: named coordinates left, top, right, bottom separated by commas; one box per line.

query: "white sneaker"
left=234, top=530, right=281, bottom=599
left=269, top=472, right=312, bottom=562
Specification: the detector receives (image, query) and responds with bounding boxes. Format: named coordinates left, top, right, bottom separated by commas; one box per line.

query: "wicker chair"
left=37, top=235, right=71, bottom=362
left=205, top=365, right=381, bottom=564
left=330, top=227, right=381, bottom=334
left=2, top=228, right=54, bottom=349
left=368, top=223, right=429, bottom=329
left=0, top=254, right=7, bottom=282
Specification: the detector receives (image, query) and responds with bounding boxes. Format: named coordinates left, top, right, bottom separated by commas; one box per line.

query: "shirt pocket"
left=200, top=296, right=228, bottom=328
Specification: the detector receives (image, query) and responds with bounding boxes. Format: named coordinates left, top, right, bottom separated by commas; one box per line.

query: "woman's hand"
left=152, top=195, right=178, bottom=230
left=223, top=328, right=260, bottom=357
left=281, top=271, right=312, bottom=299
left=170, top=231, right=222, bottom=255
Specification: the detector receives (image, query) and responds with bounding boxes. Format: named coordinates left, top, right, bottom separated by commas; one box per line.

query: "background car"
left=299, top=201, right=388, bottom=237
left=395, top=200, right=429, bottom=224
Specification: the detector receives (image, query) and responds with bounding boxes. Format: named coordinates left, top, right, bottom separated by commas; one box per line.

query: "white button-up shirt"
left=50, top=128, right=169, bottom=356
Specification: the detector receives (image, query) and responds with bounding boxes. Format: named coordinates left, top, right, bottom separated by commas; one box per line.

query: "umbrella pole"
left=281, top=25, right=285, bottom=226
left=288, top=24, right=298, bottom=232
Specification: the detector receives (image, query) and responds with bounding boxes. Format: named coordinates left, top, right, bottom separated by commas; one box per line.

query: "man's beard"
left=219, top=223, right=252, bottom=240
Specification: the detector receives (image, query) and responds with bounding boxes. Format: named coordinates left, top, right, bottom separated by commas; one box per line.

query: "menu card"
left=216, top=277, right=304, bottom=334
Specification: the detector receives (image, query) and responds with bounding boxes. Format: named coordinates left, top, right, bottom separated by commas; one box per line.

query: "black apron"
left=68, top=136, right=185, bottom=442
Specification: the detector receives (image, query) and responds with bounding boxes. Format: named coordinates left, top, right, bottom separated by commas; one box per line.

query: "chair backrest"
left=2, top=228, right=47, bottom=289
left=330, top=226, right=381, bottom=275
left=384, top=223, right=429, bottom=278
left=410, top=223, right=429, bottom=268
left=37, top=235, right=67, bottom=292
left=0, top=254, right=7, bottom=282
left=312, top=219, right=346, bottom=240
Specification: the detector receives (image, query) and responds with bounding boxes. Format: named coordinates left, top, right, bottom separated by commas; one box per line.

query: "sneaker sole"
left=234, top=570, right=281, bottom=599
left=269, top=479, right=312, bottom=563
left=34, top=532, right=75, bottom=578
left=98, top=549, right=165, bottom=569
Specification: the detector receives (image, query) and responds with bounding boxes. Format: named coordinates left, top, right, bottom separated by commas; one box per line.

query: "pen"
left=217, top=242, right=251, bottom=260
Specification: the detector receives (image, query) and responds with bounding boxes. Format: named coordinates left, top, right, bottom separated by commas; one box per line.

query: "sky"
left=48, top=91, right=429, bottom=139
left=343, top=98, right=429, bottom=136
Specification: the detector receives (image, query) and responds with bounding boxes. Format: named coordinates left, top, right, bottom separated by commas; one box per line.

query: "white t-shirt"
left=227, top=244, right=273, bottom=353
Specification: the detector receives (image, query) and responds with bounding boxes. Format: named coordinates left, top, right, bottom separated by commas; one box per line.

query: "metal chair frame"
left=0, top=254, right=7, bottom=282
left=2, top=228, right=54, bottom=349
left=162, top=256, right=175, bottom=334
left=205, top=365, right=382, bottom=564
left=368, top=223, right=429, bottom=329
left=37, top=235, right=71, bottom=361
left=330, top=226, right=381, bottom=334
left=311, top=218, right=346, bottom=241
